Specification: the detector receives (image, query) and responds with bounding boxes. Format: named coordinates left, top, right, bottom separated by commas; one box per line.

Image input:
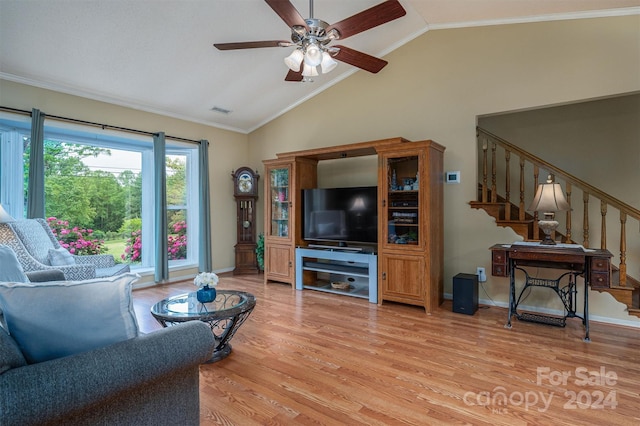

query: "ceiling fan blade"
left=265, top=0, right=308, bottom=30
left=333, top=45, right=388, bottom=74
left=326, top=0, right=406, bottom=40
left=214, top=40, right=289, bottom=50
left=285, top=68, right=303, bottom=82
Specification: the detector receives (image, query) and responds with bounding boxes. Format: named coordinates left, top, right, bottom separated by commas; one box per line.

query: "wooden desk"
left=490, top=243, right=612, bottom=341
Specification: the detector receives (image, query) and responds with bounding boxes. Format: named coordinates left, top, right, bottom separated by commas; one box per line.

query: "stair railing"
left=477, top=127, right=639, bottom=287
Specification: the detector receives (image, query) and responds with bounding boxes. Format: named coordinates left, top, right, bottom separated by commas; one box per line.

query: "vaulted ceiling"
left=1, top=0, right=638, bottom=133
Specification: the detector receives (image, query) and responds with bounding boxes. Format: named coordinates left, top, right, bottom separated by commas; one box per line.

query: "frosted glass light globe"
left=284, top=49, right=303, bottom=72
left=304, top=43, right=323, bottom=67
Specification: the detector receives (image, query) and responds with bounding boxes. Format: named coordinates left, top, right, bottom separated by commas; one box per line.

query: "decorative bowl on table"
left=331, top=281, right=351, bottom=290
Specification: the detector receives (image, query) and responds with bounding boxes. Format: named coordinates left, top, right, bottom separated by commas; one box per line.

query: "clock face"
left=238, top=173, right=253, bottom=193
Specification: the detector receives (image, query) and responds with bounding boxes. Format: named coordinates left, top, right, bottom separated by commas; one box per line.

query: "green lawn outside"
left=104, top=239, right=127, bottom=261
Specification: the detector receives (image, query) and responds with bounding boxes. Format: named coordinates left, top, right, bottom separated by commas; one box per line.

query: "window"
left=0, top=115, right=30, bottom=217
left=0, top=114, right=200, bottom=270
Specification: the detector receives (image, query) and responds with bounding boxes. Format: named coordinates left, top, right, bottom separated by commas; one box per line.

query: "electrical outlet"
left=476, top=267, right=487, bottom=282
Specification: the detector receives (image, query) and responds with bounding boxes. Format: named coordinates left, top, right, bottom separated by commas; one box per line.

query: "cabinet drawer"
left=492, top=264, right=508, bottom=277
left=590, top=271, right=610, bottom=289
left=589, top=257, right=610, bottom=289
left=590, top=257, right=610, bottom=272
left=491, top=249, right=509, bottom=277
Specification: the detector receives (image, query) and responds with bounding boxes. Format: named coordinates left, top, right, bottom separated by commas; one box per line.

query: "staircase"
left=472, top=127, right=640, bottom=318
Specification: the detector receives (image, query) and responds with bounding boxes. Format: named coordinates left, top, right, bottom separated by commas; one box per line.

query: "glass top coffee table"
left=151, top=290, right=256, bottom=362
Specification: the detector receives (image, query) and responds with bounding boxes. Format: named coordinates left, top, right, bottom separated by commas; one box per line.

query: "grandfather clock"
left=232, top=167, right=260, bottom=275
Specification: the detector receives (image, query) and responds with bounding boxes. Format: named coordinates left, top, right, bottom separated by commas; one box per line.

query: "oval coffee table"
left=151, top=290, right=256, bottom=362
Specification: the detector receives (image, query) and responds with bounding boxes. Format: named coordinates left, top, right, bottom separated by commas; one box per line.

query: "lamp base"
left=538, top=218, right=559, bottom=245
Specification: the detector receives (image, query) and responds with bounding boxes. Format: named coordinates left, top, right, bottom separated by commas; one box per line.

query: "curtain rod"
left=0, top=106, right=201, bottom=144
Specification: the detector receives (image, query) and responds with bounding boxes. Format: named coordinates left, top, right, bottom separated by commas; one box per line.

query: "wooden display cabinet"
left=376, top=141, right=445, bottom=313
left=263, top=157, right=317, bottom=286
left=262, top=137, right=444, bottom=312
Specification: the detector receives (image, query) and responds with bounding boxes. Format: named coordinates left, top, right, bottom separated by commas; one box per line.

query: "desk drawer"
left=492, top=249, right=508, bottom=277
left=590, top=257, right=610, bottom=272
left=590, top=257, right=611, bottom=289
left=591, top=271, right=610, bottom=289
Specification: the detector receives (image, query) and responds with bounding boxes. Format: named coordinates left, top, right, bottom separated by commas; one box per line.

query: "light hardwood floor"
left=133, top=274, right=640, bottom=425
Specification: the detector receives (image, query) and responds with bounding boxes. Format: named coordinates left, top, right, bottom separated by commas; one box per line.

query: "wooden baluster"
left=565, top=182, right=572, bottom=243
left=532, top=166, right=539, bottom=240
left=600, top=201, right=607, bottom=250
left=583, top=192, right=590, bottom=247
left=504, top=150, right=511, bottom=220
left=519, top=158, right=525, bottom=221
left=619, top=211, right=627, bottom=287
left=481, top=138, right=488, bottom=203
left=491, top=142, right=497, bottom=203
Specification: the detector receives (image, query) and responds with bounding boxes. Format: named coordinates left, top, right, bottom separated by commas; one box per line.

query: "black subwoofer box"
left=452, top=273, right=479, bottom=315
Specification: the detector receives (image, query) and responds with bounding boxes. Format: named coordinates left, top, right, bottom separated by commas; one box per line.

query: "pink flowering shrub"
left=46, top=217, right=105, bottom=255
left=168, top=220, right=187, bottom=260
left=122, top=229, right=142, bottom=262
left=122, top=220, right=187, bottom=263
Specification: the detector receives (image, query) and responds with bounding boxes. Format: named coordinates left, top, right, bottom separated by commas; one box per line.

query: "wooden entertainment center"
left=262, top=137, right=445, bottom=313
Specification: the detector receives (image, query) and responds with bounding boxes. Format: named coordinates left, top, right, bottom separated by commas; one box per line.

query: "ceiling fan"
left=214, top=0, right=406, bottom=82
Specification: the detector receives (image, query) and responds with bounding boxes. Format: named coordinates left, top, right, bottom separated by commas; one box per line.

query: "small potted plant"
left=194, top=272, right=219, bottom=303
left=256, top=233, right=264, bottom=271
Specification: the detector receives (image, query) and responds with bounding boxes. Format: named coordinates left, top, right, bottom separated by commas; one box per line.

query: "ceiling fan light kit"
left=302, top=63, right=319, bottom=77
left=320, top=52, right=337, bottom=73
left=303, top=42, right=323, bottom=67
left=284, top=49, right=304, bottom=72
left=214, top=0, right=407, bottom=82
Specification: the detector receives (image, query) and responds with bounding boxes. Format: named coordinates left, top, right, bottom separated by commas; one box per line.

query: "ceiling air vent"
left=211, top=106, right=232, bottom=115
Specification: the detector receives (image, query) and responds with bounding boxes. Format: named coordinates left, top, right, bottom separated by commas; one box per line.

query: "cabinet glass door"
left=385, top=155, right=420, bottom=246
left=269, top=166, right=290, bottom=238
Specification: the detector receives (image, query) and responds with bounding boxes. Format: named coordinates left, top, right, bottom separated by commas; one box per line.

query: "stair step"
left=627, top=308, right=640, bottom=318
left=469, top=201, right=505, bottom=221
left=600, top=285, right=640, bottom=309
left=496, top=220, right=533, bottom=239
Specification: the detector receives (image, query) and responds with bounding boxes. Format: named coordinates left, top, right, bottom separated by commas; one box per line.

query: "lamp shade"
left=527, top=176, right=571, bottom=213
left=284, top=49, right=304, bottom=72
left=302, top=64, right=318, bottom=77
left=320, top=52, right=338, bottom=74
left=350, top=197, right=366, bottom=211
left=0, top=204, right=15, bottom=223
left=304, top=43, right=323, bottom=67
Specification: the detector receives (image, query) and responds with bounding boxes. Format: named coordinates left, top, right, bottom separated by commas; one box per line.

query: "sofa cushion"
left=25, top=269, right=66, bottom=282
left=48, top=247, right=76, bottom=266
left=9, top=219, right=55, bottom=265
left=0, top=244, right=29, bottom=283
left=0, top=273, right=140, bottom=363
left=96, top=263, right=131, bottom=278
left=0, top=326, right=27, bottom=374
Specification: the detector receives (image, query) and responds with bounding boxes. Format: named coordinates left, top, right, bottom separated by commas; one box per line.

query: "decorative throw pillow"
left=0, top=326, right=27, bottom=374
left=0, top=244, right=29, bottom=283
left=48, top=247, right=76, bottom=266
left=0, top=273, right=140, bottom=364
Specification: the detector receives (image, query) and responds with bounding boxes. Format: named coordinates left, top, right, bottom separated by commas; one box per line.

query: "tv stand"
left=295, top=247, right=377, bottom=303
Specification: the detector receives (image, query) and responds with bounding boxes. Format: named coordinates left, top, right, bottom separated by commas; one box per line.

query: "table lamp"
left=527, top=175, right=570, bottom=245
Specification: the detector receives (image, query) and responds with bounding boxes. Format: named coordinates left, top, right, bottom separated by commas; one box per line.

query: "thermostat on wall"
left=445, top=171, right=461, bottom=184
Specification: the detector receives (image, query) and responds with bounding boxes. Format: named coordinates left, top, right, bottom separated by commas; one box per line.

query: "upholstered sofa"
left=0, top=320, right=215, bottom=425
left=0, top=265, right=216, bottom=425
left=0, top=219, right=129, bottom=280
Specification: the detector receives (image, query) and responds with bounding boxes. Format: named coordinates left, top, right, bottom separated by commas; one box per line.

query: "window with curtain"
left=0, top=114, right=199, bottom=270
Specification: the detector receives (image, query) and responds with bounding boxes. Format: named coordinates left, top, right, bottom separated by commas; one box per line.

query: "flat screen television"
left=302, top=186, right=377, bottom=245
